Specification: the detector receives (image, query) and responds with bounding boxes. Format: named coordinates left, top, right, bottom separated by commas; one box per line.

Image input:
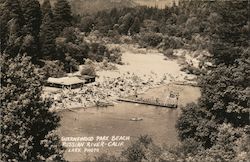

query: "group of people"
left=48, top=73, right=171, bottom=110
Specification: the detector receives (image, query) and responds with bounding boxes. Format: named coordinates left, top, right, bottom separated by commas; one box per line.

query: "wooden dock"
left=117, top=98, right=178, bottom=108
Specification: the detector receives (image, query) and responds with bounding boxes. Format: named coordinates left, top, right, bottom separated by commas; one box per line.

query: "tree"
left=40, top=0, right=57, bottom=59
left=20, top=0, right=41, bottom=38
left=198, top=0, right=249, bottom=127
left=129, top=17, right=140, bottom=34
left=64, top=53, right=79, bottom=73
left=80, top=16, right=94, bottom=33
left=53, top=0, right=72, bottom=36
left=186, top=124, right=250, bottom=162
left=139, top=32, right=163, bottom=47
left=199, top=61, right=250, bottom=127
left=41, top=0, right=53, bottom=17
left=19, top=0, right=42, bottom=60
left=177, top=0, right=249, bottom=154
left=0, top=0, right=23, bottom=55
left=118, top=13, right=134, bottom=35
left=176, top=103, right=218, bottom=149
left=61, top=27, right=77, bottom=43
left=0, top=54, right=65, bottom=161
left=209, top=0, right=249, bottom=65
left=39, top=60, right=66, bottom=79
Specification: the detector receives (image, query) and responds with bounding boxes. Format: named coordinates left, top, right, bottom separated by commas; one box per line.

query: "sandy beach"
left=44, top=44, right=198, bottom=110
left=97, top=44, right=187, bottom=82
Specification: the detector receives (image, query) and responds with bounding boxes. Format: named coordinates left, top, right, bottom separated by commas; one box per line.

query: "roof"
left=47, top=77, right=84, bottom=86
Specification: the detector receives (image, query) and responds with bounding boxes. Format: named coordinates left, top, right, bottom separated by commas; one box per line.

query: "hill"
left=39, top=0, right=179, bottom=15
left=39, top=0, right=136, bottom=15
left=134, top=0, right=178, bottom=9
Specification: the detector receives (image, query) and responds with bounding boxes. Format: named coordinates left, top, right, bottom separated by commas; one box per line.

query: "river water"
left=57, top=85, right=200, bottom=161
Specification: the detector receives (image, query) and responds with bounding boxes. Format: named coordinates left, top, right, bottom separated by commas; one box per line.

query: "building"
left=47, top=77, right=85, bottom=89
left=81, top=75, right=96, bottom=84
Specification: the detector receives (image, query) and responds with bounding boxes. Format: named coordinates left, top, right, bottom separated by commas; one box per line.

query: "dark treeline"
left=0, top=1, right=70, bottom=161
left=0, top=0, right=119, bottom=74
left=1, top=0, right=72, bottom=68
left=0, top=0, right=222, bottom=73
left=77, top=0, right=218, bottom=49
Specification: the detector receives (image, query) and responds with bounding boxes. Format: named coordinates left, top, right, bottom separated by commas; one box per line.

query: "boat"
left=130, top=117, right=143, bottom=121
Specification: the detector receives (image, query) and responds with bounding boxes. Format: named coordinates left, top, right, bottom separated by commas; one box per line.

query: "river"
left=57, top=84, right=200, bottom=161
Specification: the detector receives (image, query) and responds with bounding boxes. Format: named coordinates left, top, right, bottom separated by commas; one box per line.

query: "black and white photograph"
left=0, top=0, right=249, bottom=161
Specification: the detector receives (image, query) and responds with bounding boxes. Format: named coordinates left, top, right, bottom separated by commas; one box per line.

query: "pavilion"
left=47, top=77, right=85, bottom=89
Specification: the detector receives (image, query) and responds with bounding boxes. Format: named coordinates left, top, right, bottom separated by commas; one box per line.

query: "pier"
left=117, top=97, right=178, bottom=108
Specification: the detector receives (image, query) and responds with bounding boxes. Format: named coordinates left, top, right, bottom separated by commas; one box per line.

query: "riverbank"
left=57, top=84, right=201, bottom=161
left=43, top=44, right=198, bottom=111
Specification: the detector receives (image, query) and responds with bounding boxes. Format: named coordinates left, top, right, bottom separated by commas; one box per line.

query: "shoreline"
left=44, top=44, right=199, bottom=111
left=53, top=81, right=198, bottom=113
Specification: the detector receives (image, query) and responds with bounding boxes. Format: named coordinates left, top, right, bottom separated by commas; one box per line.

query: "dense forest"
left=0, top=0, right=249, bottom=161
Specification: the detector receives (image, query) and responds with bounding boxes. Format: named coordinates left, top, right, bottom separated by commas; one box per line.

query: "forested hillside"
left=39, top=0, right=136, bottom=14
left=38, top=0, right=178, bottom=15
left=134, top=0, right=177, bottom=8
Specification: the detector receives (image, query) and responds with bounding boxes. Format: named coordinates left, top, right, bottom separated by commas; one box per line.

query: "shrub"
left=61, top=27, right=77, bottom=43
left=121, top=135, right=161, bottom=162
left=80, top=59, right=96, bottom=76
left=64, top=53, right=79, bottom=73
left=94, top=154, right=122, bottom=162
left=80, top=66, right=96, bottom=76
left=88, top=43, right=110, bottom=62
left=161, top=36, right=184, bottom=49
left=40, top=60, right=66, bottom=79
left=109, top=47, right=122, bottom=64
left=176, top=103, right=218, bottom=149
left=163, top=48, right=174, bottom=58
left=138, top=32, right=163, bottom=47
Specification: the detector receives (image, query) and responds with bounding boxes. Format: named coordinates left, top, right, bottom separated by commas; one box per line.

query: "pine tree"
left=20, top=0, right=42, bottom=38
left=41, top=0, right=53, bottom=17
left=0, top=0, right=23, bottom=55
left=53, top=0, right=72, bottom=36
left=118, top=13, right=134, bottom=35
left=40, top=0, right=56, bottom=59
left=209, top=0, right=249, bottom=65
left=129, top=17, right=140, bottom=34
left=0, top=54, right=65, bottom=161
left=19, top=0, right=42, bottom=61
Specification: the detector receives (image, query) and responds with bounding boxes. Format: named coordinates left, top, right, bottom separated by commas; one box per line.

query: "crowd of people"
left=47, top=72, right=176, bottom=110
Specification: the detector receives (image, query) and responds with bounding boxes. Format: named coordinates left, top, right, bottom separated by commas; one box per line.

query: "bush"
left=79, top=16, right=95, bottom=33
left=80, top=59, right=96, bottom=76
left=121, top=135, right=162, bottom=162
left=88, top=43, right=110, bottom=62
left=176, top=103, right=218, bottom=149
left=163, top=48, right=174, bottom=58
left=184, top=65, right=202, bottom=75
left=40, top=60, right=66, bottom=79
left=138, top=32, right=163, bottom=47
left=161, top=36, right=184, bottom=49
left=64, top=53, right=79, bottom=73
left=80, top=65, right=96, bottom=76
left=94, top=154, right=122, bottom=162
left=109, top=47, right=122, bottom=64
left=61, top=27, right=77, bottom=43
